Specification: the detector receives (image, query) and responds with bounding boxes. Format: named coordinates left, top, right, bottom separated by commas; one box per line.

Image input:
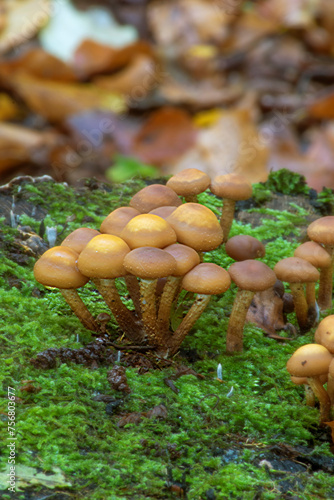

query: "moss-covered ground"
left=1, top=171, right=334, bottom=499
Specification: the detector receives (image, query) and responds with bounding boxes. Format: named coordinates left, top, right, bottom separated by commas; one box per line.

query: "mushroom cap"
left=274, top=257, right=320, bottom=283
left=210, top=173, right=252, bottom=200
left=293, top=241, right=331, bottom=269
left=77, top=234, right=130, bottom=278
left=34, top=246, right=88, bottom=289
left=166, top=168, right=211, bottom=197
left=314, top=315, right=334, bottom=353
left=123, top=247, right=177, bottom=280
left=163, top=243, right=200, bottom=276
left=129, top=184, right=182, bottom=213
left=286, top=344, right=333, bottom=377
left=167, top=203, right=223, bottom=252
left=290, top=374, right=328, bottom=385
left=225, top=235, right=265, bottom=261
left=148, top=206, right=177, bottom=220
left=61, top=227, right=101, bottom=254
left=228, top=260, right=276, bottom=291
left=100, top=207, right=140, bottom=237
left=182, top=263, right=231, bottom=295
left=120, top=214, right=177, bottom=249
left=307, top=216, right=334, bottom=246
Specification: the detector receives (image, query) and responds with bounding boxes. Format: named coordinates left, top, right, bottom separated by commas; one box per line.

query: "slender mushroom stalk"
left=290, top=376, right=316, bottom=407
left=34, top=246, right=99, bottom=332
left=210, top=174, right=253, bottom=243
left=286, top=344, right=333, bottom=423
left=166, top=168, right=211, bottom=203
left=124, top=274, right=142, bottom=319
left=307, top=217, right=334, bottom=311
left=77, top=234, right=143, bottom=343
left=327, top=359, right=334, bottom=408
left=168, top=263, right=231, bottom=356
left=226, top=260, right=277, bottom=353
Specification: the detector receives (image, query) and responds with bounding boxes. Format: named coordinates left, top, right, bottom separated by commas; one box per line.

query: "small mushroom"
left=169, top=263, right=231, bottom=355
left=307, top=216, right=334, bottom=310
left=166, top=168, right=211, bottom=203
left=290, top=373, right=328, bottom=407
left=34, top=246, right=98, bottom=332
left=100, top=207, right=140, bottom=236
left=226, top=260, right=277, bottom=353
left=120, top=214, right=177, bottom=249
left=286, top=344, right=333, bottom=422
left=314, top=315, right=334, bottom=353
left=274, top=257, right=320, bottom=333
left=225, top=235, right=265, bottom=261
left=61, top=227, right=100, bottom=254
left=129, top=184, right=182, bottom=213
left=210, top=174, right=252, bottom=243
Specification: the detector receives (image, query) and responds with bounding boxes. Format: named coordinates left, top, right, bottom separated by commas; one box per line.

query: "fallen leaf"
left=107, top=365, right=131, bottom=393
left=246, top=286, right=288, bottom=334
left=257, top=0, right=317, bottom=29
left=0, top=465, right=71, bottom=491
left=117, top=404, right=168, bottom=427
left=308, top=87, right=334, bottom=119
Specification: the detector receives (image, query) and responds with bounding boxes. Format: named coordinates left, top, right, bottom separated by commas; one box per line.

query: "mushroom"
left=120, top=214, right=177, bottom=249
left=307, top=216, right=334, bottom=310
left=226, top=260, right=277, bottom=353
left=100, top=207, right=140, bottom=236
left=169, top=263, right=231, bottom=355
left=148, top=206, right=177, bottom=220
left=129, top=184, right=182, bottom=213
left=290, top=373, right=328, bottom=407
left=77, top=234, right=142, bottom=342
left=157, top=243, right=200, bottom=334
left=314, top=315, right=334, bottom=353
left=167, top=202, right=223, bottom=254
left=286, top=344, right=332, bottom=422
left=166, top=168, right=211, bottom=203
left=61, top=227, right=101, bottom=254
left=225, top=235, right=265, bottom=261
left=274, top=257, right=320, bottom=333
left=327, top=358, right=334, bottom=408
left=294, top=241, right=331, bottom=312
left=210, top=173, right=252, bottom=243
left=34, top=246, right=98, bottom=332
left=123, top=247, right=177, bottom=346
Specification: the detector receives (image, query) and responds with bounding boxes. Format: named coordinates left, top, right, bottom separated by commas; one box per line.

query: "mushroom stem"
left=307, top=376, right=331, bottom=423
left=125, top=275, right=142, bottom=320
left=92, top=278, right=143, bottom=342
left=318, top=246, right=334, bottom=310
left=157, top=276, right=181, bottom=336
left=169, top=294, right=211, bottom=355
left=184, top=194, right=198, bottom=203
left=305, top=282, right=316, bottom=309
left=59, top=289, right=99, bottom=332
left=328, top=373, right=334, bottom=408
left=304, top=384, right=316, bottom=407
left=220, top=198, right=235, bottom=243
left=139, top=278, right=159, bottom=344
left=226, top=289, right=255, bottom=353
left=289, top=283, right=309, bottom=333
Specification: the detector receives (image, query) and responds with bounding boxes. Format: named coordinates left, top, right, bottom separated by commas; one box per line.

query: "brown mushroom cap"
left=77, top=234, right=130, bottom=278
left=286, top=344, right=333, bottom=377
left=225, top=235, right=265, bottom=261
left=148, top=206, right=177, bottom=220
left=129, top=184, right=182, bottom=213
left=123, top=247, right=177, bottom=280
left=34, top=246, right=88, bottom=289
left=182, top=263, right=231, bottom=295
left=290, top=374, right=328, bottom=385
left=166, top=168, right=211, bottom=197
left=61, top=227, right=101, bottom=254
left=293, top=241, right=331, bottom=269
left=228, top=260, right=276, bottom=292
left=163, top=243, right=201, bottom=276
left=120, top=214, right=177, bottom=249
left=210, top=173, right=252, bottom=200
left=274, top=257, right=320, bottom=283
left=167, top=203, right=223, bottom=252
left=314, top=315, right=334, bottom=353
left=307, top=216, right=334, bottom=246
left=100, top=207, right=140, bottom=236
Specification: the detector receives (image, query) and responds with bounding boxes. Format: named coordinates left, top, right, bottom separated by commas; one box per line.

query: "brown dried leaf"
left=257, top=0, right=317, bottom=29
left=117, top=404, right=168, bottom=428
left=107, top=365, right=131, bottom=394
left=145, top=404, right=168, bottom=420
left=246, top=286, right=287, bottom=334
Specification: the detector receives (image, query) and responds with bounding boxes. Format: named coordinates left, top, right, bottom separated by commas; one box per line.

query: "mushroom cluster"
left=33, top=169, right=334, bottom=358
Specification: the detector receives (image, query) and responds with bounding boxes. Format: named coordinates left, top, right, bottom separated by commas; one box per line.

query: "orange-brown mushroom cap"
left=61, top=227, right=101, bottom=254
left=228, top=260, right=276, bottom=292
left=123, top=247, right=177, bottom=280
left=77, top=234, right=130, bottom=278
left=210, top=173, right=252, bottom=201
left=286, top=344, right=333, bottom=377
left=129, top=184, right=182, bottom=213
left=100, top=207, right=140, bottom=236
left=167, top=203, right=223, bottom=252
left=182, top=263, right=231, bottom=295
left=163, top=243, right=201, bottom=276
left=274, top=257, right=320, bottom=283
left=293, top=241, right=331, bottom=269
left=307, top=216, right=334, bottom=246
left=34, top=246, right=88, bottom=289
left=225, top=235, right=265, bottom=261
left=314, top=315, right=334, bottom=353
left=166, top=168, right=211, bottom=198
left=120, top=214, right=177, bottom=249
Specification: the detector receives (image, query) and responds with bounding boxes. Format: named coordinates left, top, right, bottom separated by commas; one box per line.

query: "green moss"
left=261, top=169, right=310, bottom=196
left=0, top=173, right=333, bottom=499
